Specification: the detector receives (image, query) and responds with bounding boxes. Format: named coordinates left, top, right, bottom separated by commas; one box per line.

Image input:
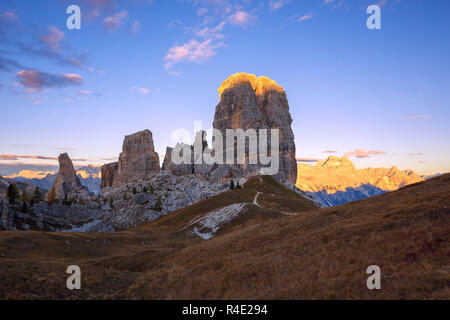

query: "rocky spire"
left=213, top=72, right=297, bottom=183
left=45, top=153, right=90, bottom=201
left=101, top=129, right=160, bottom=191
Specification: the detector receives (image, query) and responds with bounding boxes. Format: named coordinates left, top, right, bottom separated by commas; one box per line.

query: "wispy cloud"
left=296, top=158, right=319, bottom=163
left=0, top=55, right=26, bottom=72
left=0, top=154, right=89, bottom=161
left=0, top=11, right=20, bottom=27
left=41, top=26, right=64, bottom=52
left=197, top=8, right=208, bottom=16
left=400, top=115, right=430, bottom=120
left=130, top=20, right=141, bottom=33
left=377, top=0, right=387, bottom=8
left=77, top=90, right=93, bottom=96
left=163, top=39, right=224, bottom=74
left=344, top=149, right=386, bottom=158
left=131, top=86, right=150, bottom=94
left=269, top=0, right=290, bottom=12
left=16, top=70, right=83, bottom=92
left=323, top=150, right=338, bottom=154
left=103, top=10, right=128, bottom=31
left=409, top=152, right=423, bottom=157
left=298, top=13, right=313, bottom=22
left=228, top=10, right=254, bottom=27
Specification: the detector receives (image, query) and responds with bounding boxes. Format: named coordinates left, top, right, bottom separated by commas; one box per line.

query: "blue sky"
left=0, top=0, right=449, bottom=175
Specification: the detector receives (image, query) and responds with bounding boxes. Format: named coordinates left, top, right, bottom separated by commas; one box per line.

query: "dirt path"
left=253, top=192, right=262, bottom=207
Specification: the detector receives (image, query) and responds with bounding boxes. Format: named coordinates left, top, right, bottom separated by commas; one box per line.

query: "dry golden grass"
left=0, top=174, right=449, bottom=299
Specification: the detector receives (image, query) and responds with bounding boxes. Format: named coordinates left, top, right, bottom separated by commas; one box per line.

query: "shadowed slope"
left=0, top=174, right=448, bottom=299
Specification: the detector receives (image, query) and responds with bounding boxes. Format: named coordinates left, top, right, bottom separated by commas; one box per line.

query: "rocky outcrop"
left=100, top=171, right=228, bottom=230
left=45, top=153, right=90, bottom=201
left=101, top=130, right=160, bottom=191
left=296, top=156, right=424, bottom=206
left=213, top=73, right=297, bottom=183
left=101, top=162, right=118, bottom=191
left=162, top=73, right=297, bottom=184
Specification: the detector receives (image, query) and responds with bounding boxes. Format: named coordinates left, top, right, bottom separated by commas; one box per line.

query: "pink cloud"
left=298, top=13, right=312, bottom=22
left=103, top=10, right=128, bottom=31
left=163, top=39, right=223, bottom=74
left=41, top=26, right=64, bottom=52
left=344, top=149, right=386, bottom=158
left=269, top=1, right=290, bottom=12
left=131, top=86, right=150, bottom=95
left=16, top=70, right=83, bottom=91
left=197, top=8, right=208, bottom=16
left=77, top=90, right=93, bottom=96
left=0, top=11, right=19, bottom=22
left=228, top=10, right=253, bottom=27
left=130, top=20, right=141, bottom=33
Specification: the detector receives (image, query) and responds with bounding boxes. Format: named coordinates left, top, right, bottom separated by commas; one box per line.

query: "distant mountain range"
left=4, top=165, right=101, bottom=195
left=296, top=156, right=425, bottom=207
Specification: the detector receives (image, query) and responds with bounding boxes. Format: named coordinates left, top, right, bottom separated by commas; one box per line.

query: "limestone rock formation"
left=101, top=162, right=118, bottom=190
left=45, top=153, right=90, bottom=201
left=213, top=73, right=297, bottom=183
left=162, top=131, right=222, bottom=180
left=101, top=130, right=160, bottom=191
left=296, top=156, right=424, bottom=206
left=162, top=73, right=297, bottom=184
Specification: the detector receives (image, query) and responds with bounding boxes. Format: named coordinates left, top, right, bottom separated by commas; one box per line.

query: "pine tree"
left=21, top=201, right=28, bottom=213
left=143, top=186, right=148, bottom=193
left=236, top=181, right=241, bottom=189
left=132, top=187, right=137, bottom=195
left=7, top=183, right=19, bottom=204
left=109, top=198, right=114, bottom=209
left=230, top=180, right=235, bottom=190
left=32, top=187, right=42, bottom=203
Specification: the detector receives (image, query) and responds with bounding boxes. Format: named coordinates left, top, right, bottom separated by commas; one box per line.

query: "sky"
left=0, top=0, right=449, bottom=176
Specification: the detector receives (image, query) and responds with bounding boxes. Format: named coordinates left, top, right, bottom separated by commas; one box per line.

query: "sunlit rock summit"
left=163, top=73, right=297, bottom=184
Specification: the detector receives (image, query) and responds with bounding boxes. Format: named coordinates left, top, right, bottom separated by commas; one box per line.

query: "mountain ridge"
left=296, top=156, right=424, bottom=206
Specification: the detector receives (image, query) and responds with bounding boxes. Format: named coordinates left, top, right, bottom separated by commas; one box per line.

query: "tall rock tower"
left=213, top=73, right=297, bottom=184
left=45, top=153, right=90, bottom=201
left=101, top=129, right=160, bottom=191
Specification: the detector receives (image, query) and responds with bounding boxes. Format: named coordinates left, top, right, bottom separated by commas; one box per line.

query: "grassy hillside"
left=0, top=174, right=448, bottom=299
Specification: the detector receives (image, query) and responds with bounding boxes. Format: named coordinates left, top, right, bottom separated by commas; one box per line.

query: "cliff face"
left=163, top=73, right=297, bottom=184
left=213, top=73, right=297, bottom=183
left=296, top=156, right=424, bottom=206
left=101, top=130, right=160, bottom=190
left=45, top=153, right=90, bottom=201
